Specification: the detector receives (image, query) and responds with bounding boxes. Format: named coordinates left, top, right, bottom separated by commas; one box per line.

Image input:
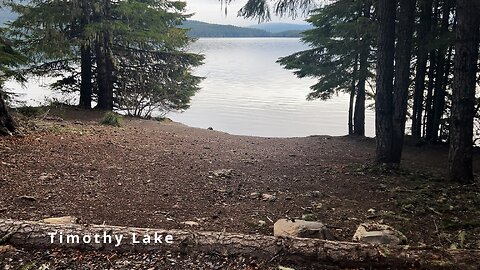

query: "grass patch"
left=100, top=112, right=123, bottom=127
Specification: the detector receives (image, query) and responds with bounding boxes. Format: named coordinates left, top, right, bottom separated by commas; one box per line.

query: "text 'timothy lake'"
left=169, top=38, right=375, bottom=137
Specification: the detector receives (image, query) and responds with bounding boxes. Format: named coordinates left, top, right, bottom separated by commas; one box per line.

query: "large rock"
left=352, top=223, right=407, bottom=245
left=42, top=216, right=78, bottom=225
left=274, top=219, right=333, bottom=239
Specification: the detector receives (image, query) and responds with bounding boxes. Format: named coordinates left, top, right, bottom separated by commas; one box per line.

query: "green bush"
left=100, top=112, right=123, bottom=127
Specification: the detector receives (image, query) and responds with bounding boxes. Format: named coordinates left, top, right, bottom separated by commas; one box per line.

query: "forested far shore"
left=180, top=20, right=307, bottom=38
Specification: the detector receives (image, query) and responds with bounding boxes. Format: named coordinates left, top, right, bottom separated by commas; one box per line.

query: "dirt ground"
left=1, top=107, right=480, bottom=268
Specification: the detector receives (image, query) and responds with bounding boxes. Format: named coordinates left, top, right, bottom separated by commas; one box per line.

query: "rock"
left=250, top=192, right=261, bottom=198
left=42, top=216, right=78, bottom=225
left=258, top=220, right=266, bottom=227
left=278, top=267, right=295, bottom=270
left=182, top=221, right=200, bottom=226
left=353, top=223, right=407, bottom=245
left=261, top=193, right=277, bottom=202
left=211, top=169, right=233, bottom=178
left=207, top=127, right=214, bottom=130
left=273, top=219, right=333, bottom=239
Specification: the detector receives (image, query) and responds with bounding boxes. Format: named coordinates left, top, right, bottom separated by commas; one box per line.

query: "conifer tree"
left=448, top=0, right=480, bottom=183
left=278, top=0, right=375, bottom=136
left=7, top=0, right=203, bottom=114
left=0, top=31, right=26, bottom=135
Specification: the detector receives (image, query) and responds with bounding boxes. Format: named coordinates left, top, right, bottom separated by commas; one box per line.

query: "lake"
left=170, top=38, right=375, bottom=137
left=8, top=38, right=375, bottom=138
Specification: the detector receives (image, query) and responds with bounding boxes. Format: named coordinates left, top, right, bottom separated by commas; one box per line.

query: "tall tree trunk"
left=95, top=0, right=114, bottom=111
left=349, top=55, right=359, bottom=135
left=448, top=0, right=480, bottom=183
left=391, top=0, right=417, bottom=163
left=375, top=0, right=396, bottom=164
left=430, top=0, right=453, bottom=143
left=411, top=0, right=433, bottom=138
left=440, top=44, right=454, bottom=140
left=79, top=44, right=93, bottom=109
left=353, top=0, right=372, bottom=137
left=0, top=92, right=16, bottom=136
left=78, top=0, right=93, bottom=109
left=424, top=52, right=437, bottom=139
left=424, top=0, right=439, bottom=141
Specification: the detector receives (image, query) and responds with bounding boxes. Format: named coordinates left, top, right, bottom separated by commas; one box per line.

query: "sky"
left=184, top=0, right=309, bottom=26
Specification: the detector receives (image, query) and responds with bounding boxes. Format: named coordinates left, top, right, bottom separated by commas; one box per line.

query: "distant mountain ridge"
left=181, top=20, right=309, bottom=38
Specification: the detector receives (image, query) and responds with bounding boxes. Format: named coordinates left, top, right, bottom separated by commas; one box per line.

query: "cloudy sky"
left=184, top=0, right=309, bottom=26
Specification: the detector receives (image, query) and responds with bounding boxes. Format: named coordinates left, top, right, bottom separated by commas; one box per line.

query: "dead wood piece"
left=0, top=219, right=478, bottom=269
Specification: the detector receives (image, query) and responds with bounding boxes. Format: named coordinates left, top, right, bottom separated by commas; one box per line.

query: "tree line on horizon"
left=225, top=0, right=479, bottom=183
left=0, top=0, right=203, bottom=122
left=181, top=20, right=305, bottom=38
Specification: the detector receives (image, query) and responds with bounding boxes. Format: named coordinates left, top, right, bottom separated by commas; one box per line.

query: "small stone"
left=261, top=193, right=277, bottom=202
left=211, top=169, right=233, bottom=178
left=353, top=223, right=407, bottom=245
left=207, top=127, right=214, bottom=130
left=42, top=216, right=78, bottom=225
left=182, top=221, right=200, bottom=226
left=258, top=220, right=266, bottom=227
left=250, top=192, right=261, bottom=198
left=274, top=219, right=333, bottom=239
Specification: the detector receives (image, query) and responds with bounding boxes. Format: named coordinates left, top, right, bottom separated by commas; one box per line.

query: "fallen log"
left=0, top=219, right=478, bottom=269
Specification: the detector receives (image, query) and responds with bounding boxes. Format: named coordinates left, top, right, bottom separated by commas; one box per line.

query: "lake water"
left=170, top=38, right=375, bottom=137
left=7, top=38, right=375, bottom=138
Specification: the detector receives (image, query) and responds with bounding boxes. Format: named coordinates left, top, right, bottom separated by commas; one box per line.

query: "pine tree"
left=391, top=0, right=417, bottom=163
left=375, top=0, right=396, bottom=164
left=278, top=0, right=375, bottom=136
left=448, top=0, right=480, bottom=183
left=7, top=0, right=203, bottom=114
left=0, top=32, right=26, bottom=136
left=411, top=0, right=434, bottom=139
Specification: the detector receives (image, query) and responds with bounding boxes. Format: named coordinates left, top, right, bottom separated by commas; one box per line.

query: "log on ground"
left=0, top=219, right=478, bottom=269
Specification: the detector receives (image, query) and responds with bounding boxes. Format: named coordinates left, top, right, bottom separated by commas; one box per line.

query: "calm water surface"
left=8, top=38, right=375, bottom=138
left=169, top=38, right=375, bottom=137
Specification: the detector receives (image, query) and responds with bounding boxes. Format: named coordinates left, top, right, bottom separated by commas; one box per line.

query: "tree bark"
left=430, top=0, right=453, bottom=143
left=424, top=0, right=439, bottom=141
left=411, top=0, right=433, bottom=139
left=353, top=0, right=372, bottom=137
left=1, top=219, right=480, bottom=269
left=424, top=52, right=437, bottom=139
left=375, top=0, right=396, bottom=164
left=95, top=0, right=114, bottom=111
left=79, top=44, right=93, bottom=109
left=349, top=55, right=358, bottom=135
left=448, top=0, right=480, bottom=183
left=391, top=0, right=417, bottom=163
left=0, top=92, right=16, bottom=136
left=440, top=44, right=454, bottom=141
